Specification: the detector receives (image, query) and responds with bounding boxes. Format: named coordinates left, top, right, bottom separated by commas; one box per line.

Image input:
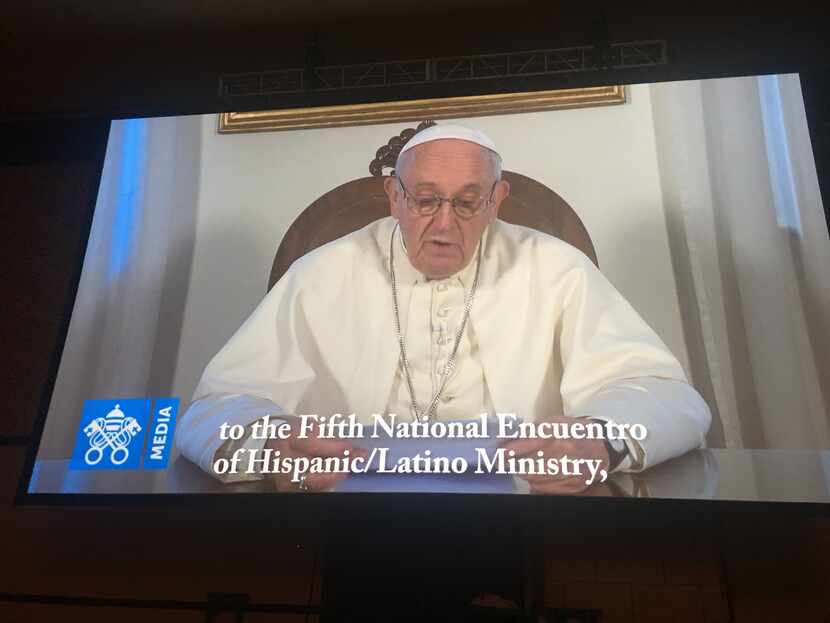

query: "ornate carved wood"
left=368, top=120, right=436, bottom=177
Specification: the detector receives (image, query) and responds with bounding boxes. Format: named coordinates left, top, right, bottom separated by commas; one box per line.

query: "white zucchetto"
left=398, top=123, right=500, bottom=158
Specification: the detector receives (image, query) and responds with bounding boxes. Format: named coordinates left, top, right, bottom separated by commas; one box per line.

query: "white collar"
left=393, top=223, right=486, bottom=288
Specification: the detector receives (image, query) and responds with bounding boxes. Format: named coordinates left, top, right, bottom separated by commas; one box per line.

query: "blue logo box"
left=69, top=397, right=179, bottom=470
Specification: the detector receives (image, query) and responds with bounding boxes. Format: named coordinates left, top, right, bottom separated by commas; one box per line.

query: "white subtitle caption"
left=212, top=413, right=649, bottom=487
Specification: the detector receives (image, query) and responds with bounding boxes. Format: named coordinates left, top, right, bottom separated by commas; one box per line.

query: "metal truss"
left=220, top=40, right=667, bottom=98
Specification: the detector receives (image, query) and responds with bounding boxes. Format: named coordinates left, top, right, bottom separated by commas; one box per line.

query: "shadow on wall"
left=606, top=196, right=726, bottom=450
left=147, top=116, right=202, bottom=397
left=167, top=200, right=280, bottom=410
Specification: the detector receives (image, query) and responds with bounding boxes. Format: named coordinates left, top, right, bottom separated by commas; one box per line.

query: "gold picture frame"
left=218, top=85, right=626, bottom=133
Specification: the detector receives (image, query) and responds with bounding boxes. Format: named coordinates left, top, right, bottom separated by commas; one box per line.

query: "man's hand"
left=500, top=414, right=611, bottom=495
left=264, top=418, right=367, bottom=492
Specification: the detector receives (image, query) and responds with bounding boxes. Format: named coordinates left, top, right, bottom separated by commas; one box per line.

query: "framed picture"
left=218, top=85, right=626, bottom=133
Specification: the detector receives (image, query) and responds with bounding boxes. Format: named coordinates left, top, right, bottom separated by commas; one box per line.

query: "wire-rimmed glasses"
left=397, top=178, right=498, bottom=219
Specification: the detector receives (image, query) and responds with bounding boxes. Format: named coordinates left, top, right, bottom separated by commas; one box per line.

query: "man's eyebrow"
left=459, top=183, right=484, bottom=192
left=412, top=182, right=438, bottom=190
left=411, top=182, right=485, bottom=192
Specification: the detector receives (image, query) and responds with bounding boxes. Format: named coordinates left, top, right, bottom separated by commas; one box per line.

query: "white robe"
left=175, top=216, right=711, bottom=480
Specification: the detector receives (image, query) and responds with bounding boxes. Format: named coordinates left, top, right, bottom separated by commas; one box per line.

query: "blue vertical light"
left=108, top=118, right=148, bottom=279
left=27, top=459, right=42, bottom=493
left=758, top=74, right=802, bottom=234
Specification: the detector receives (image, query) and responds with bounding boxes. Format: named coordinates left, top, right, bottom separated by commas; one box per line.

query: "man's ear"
left=490, top=179, right=510, bottom=220
left=384, top=176, right=402, bottom=219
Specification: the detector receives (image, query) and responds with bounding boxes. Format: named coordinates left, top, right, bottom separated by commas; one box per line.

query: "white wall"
left=169, top=84, right=691, bottom=402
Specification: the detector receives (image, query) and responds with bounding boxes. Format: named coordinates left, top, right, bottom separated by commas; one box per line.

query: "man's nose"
left=432, top=200, right=457, bottom=229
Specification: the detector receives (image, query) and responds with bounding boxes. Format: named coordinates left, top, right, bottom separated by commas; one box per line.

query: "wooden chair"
left=269, top=121, right=596, bottom=290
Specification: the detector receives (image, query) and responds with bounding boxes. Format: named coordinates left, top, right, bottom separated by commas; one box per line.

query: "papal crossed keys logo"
left=82, top=403, right=143, bottom=466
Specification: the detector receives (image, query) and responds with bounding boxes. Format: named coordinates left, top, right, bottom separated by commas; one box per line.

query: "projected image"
left=27, top=73, right=830, bottom=502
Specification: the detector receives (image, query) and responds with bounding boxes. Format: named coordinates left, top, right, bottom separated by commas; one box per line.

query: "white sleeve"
left=174, top=392, right=286, bottom=483
left=571, top=376, right=711, bottom=472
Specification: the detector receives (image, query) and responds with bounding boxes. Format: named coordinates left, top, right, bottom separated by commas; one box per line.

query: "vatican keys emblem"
left=82, top=403, right=143, bottom=466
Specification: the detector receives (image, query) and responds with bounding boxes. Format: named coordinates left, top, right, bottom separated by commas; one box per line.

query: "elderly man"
left=175, top=123, right=711, bottom=493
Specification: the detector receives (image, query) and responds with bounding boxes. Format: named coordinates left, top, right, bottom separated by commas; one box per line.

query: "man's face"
left=384, top=139, right=510, bottom=280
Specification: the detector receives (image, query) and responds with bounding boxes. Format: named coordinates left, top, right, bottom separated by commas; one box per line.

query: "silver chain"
left=389, top=222, right=482, bottom=422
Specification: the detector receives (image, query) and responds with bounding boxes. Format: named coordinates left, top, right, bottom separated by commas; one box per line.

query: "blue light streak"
left=108, top=118, right=148, bottom=279
left=758, top=75, right=802, bottom=234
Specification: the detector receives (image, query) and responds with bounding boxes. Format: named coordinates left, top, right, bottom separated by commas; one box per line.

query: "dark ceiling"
left=4, top=0, right=512, bottom=33
left=0, top=1, right=827, bottom=119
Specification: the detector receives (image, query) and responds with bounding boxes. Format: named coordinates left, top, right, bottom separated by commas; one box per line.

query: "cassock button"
left=437, top=307, right=450, bottom=318
left=436, top=282, right=449, bottom=292
left=436, top=364, right=445, bottom=375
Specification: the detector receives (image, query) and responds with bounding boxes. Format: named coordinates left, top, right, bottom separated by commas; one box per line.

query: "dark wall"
left=1, top=3, right=830, bottom=621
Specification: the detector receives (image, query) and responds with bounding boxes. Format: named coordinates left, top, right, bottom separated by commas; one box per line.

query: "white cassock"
left=175, top=216, right=711, bottom=482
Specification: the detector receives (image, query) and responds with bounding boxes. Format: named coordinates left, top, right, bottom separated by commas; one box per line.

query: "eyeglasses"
left=397, top=178, right=497, bottom=219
